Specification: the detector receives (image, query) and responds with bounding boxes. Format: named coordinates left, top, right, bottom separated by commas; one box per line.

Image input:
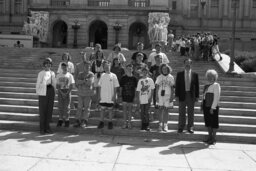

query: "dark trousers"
left=39, top=85, right=55, bottom=132
left=140, top=104, right=149, bottom=124
left=178, top=92, right=195, bottom=130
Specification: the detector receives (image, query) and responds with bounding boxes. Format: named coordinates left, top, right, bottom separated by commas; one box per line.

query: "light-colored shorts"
left=157, top=95, right=173, bottom=108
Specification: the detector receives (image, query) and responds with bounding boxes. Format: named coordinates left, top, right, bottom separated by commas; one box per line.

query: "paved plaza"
left=0, top=130, right=256, bottom=171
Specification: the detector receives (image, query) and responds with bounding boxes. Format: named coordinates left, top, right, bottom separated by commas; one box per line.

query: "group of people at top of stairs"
left=167, top=31, right=222, bottom=62
left=36, top=41, right=221, bottom=145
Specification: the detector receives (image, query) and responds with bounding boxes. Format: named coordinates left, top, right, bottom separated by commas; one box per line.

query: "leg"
left=127, top=103, right=133, bottom=129
left=140, top=104, right=145, bottom=130
left=58, top=91, right=64, bottom=120
left=187, top=94, right=195, bottom=132
left=45, top=86, right=55, bottom=132
left=39, top=96, right=47, bottom=133
left=144, top=103, right=150, bottom=130
left=122, top=102, right=128, bottom=128
left=74, top=96, right=83, bottom=127
left=178, top=100, right=186, bottom=131
left=83, top=96, right=92, bottom=121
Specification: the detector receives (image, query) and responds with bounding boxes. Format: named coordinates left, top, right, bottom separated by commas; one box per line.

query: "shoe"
left=141, top=123, right=146, bottom=130
left=207, top=139, right=216, bottom=145
left=45, top=129, right=53, bottom=134
left=158, top=124, right=163, bottom=132
left=177, top=129, right=183, bottom=133
left=145, top=126, right=151, bottom=132
left=187, top=129, right=194, bottom=134
left=163, top=124, right=168, bottom=132
left=80, top=119, right=88, bottom=128
left=73, top=120, right=81, bottom=128
left=122, top=121, right=127, bottom=129
left=64, top=120, right=70, bottom=127
left=108, top=122, right=113, bottom=129
left=203, top=138, right=211, bottom=144
left=127, top=122, right=132, bottom=129
left=97, top=121, right=104, bottom=129
left=56, top=120, right=63, bottom=127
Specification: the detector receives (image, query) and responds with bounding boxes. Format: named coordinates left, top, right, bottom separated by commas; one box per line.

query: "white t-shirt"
left=107, top=52, right=126, bottom=64
left=136, top=77, right=155, bottom=104
left=155, top=74, right=175, bottom=96
left=56, top=72, right=75, bottom=89
left=57, top=61, right=75, bottom=74
left=99, top=72, right=119, bottom=103
left=148, top=52, right=169, bottom=66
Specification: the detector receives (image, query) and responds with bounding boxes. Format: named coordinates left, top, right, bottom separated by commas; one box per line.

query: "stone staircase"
left=0, top=47, right=256, bottom=144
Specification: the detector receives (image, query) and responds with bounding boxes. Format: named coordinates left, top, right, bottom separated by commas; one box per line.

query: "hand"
left=210, top=108, right=214, bottom=115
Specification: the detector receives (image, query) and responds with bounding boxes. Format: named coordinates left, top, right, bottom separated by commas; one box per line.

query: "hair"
left=205, top=69, right=218, bottom=81
left=43, top=57, right=52, bottom=66
left=141, top=66, right=149, bottom=72
left=102, top=60, right=111, bottom=67
left=137, top=42, right=144, bottom=46
left=61, top=62, right=68, bottom=67
left=184, top=58, right=192, bottom=64
left=95, top=43, right=102, bottom=49
left=95, top=50, right=104, bottom=60
left=160, top=63, right=172, bottom=75
left=126, top=63, right=133, bottom=68
left=112, top=58, right=120, bottom=67
left=113, top=44, right=121, bottom=51
left=62, top=52, right=71, bottom=61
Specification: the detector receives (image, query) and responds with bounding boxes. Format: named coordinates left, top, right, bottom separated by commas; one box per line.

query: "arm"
left=175, top=73, right=180, bottom=100
left=211, top=83, right=221, bottom=110
left=195, top=73, right=199, bottom=100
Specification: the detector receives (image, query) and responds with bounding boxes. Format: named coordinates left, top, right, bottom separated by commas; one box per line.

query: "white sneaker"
left=163, top=124, right=168, bottom=132
left=158, top=124, right=163, bottom=132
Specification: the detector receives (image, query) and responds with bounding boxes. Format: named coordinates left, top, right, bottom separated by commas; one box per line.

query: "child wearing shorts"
left=155, top=64, right=175, bottom=132
left=97, top=61, right=119, bottom=129
left=119, top=63, right=137, bottom=129
left=136, top=67, right=155, bottom=131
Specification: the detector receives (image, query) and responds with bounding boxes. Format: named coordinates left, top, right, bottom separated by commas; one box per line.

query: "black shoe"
left=97, top=121, right=104, bottom=129
left=141, top=123, right=146, bottom=130
left=64, top=120, right=70, bottom=127
left=56, top=120, right=63, bottom=127
left=80, top=119, right=88, bottom=128
left=177, top=129, right=183, bottom=133
left=45, top=129, right=53, bottom=134
left=73, top=120, right=81, bottom=128
left=187, top=129, right=194, bottom=134
left=108, top=122, right=113, bottom=129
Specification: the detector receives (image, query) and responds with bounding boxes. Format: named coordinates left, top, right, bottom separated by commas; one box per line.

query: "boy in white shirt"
left=56, top=63, right=75, bottom=127
left=97, top=61, right=119, bottom=129
left=136, top=67, right=155, bottom=131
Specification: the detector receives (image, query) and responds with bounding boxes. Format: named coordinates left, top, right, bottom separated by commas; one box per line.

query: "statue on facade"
left=148, top=13, right=170, bottom=47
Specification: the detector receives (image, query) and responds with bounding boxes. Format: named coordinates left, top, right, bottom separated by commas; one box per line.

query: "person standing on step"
left=57, top=52, right=75, bottom=75
left=119, top=63, right=138, bottom=129
left=155, top=64, right=175, bottom=132
left=56, top=62, right=75, bottom=128
left=175, top=58, right=199, bottom=134
left=147, top=43, right=169, bottom=69
left=131, top=42, right=148, bottom=64
left=97, top=61, right=119, bottom=129
left=36, top=57, right=56, bottom=134
left=73, top=61, right=94, bottom=128
left=202, top=69, right=221, bottom=145
left=136, top=67, right=155, bottom=131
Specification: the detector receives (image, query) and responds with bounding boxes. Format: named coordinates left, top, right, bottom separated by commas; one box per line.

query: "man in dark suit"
left=175, top=58, right=199, bottom=133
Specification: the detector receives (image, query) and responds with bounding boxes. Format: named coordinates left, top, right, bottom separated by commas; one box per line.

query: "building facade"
left=0, top=0, right=256, bottom=49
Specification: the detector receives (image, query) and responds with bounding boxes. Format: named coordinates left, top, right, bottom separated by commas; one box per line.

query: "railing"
left=88, top=0, right=110, bottom=7
left=50, top=0, right=70, bottom=6
left=128, top=0, right=150, bottom=7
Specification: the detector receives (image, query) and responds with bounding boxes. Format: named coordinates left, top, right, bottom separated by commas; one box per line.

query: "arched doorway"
left=129, top=22, right=149, bottom=50
left=52, top=20, right=68, bottom=48
left=89, top=20, right=108, bottom=49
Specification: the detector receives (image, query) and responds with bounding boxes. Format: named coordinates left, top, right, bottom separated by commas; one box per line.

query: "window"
left=231, top=0, right=239, bottom=8
left=172, top=1, right=177, bottom=10
left=0, top=0, right=4, bottom=14
left=14, top=0, right=22, bottom=14
left=88, top=0, right=110, bottom=7
left=190, top=0, right=199, bottom=17
left=253, top=0, right=256, bottom=8
left=128, top=0, right=150, bottom=7
left=211, top=0, right=219, bottom=7
left=50, top=0, right=70, bottom=6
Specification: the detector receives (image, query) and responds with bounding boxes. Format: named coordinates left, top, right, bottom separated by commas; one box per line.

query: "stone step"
left=0, top=104, right=255, bottom=117
left=0, top=120, right=255, bottom=144
left=0, top=82, right=35, bottom=88
left=1, top=110, right=256, bottom=125
left=1, top=96, right=256, bottom=110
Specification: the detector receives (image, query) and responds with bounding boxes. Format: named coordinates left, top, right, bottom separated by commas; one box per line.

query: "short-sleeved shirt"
left=99, top=72, right=119, bottom=103
left=120, top=75, right=137, bottom=102
left=57, top=61, right=75, bottom=74
left=133, top=62, right=147, bottom=80
left=149, top=65, right=160, bottom=81
left=107, top=52, right=126, bottom=64
left=148, top=52, right=169, bottom=66
left=136, top=77, right=155, bottom=104
left=77, top=71, right=95, bottom=96
left=56, top=72, right=75, bottom=89
left=155, top=74, right=175, bottom=96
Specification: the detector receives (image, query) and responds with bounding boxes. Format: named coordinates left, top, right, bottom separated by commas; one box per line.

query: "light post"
left=72, top=20, right=80, bottom=48
left=228, top=0, right=238, bottom=73
left=113, top=21, right=122, bottom=44
left=200, top=0, right=206, bottom=29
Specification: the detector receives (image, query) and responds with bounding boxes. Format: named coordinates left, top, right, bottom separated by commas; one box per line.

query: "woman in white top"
left=57, top=52, right=75, bottom=74
left=107, top=44, right=126, bottom=67
left=36, top=58, right=56, bottom=134
left=202, top=69, right=221, bottom=145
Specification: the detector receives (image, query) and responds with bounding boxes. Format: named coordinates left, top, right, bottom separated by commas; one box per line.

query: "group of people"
left=169, top=32, right=222, bottom=62
left=36, top=42, right=221, bottom=145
